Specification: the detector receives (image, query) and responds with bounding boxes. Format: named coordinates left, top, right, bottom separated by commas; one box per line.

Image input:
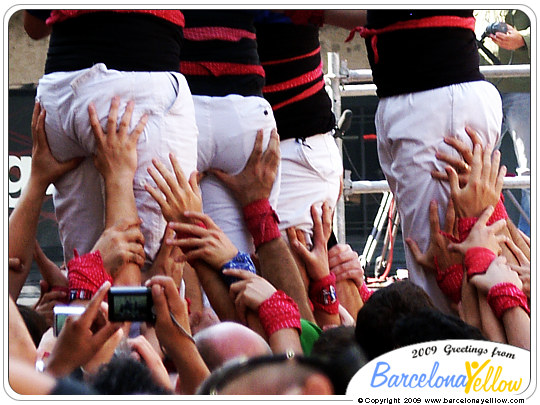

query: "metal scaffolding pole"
left=327, top=52, right=347, bottom=244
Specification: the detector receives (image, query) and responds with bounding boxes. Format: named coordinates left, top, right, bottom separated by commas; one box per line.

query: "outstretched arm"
left=88, top=97, right=147, bottom=286
left=210, top=129, right=315, bottom=323
left=145, top=153, right=238, bottom=321
left=146, top=275, right=210, bottom=394
left=9, top=103, right=81, bottom=300
left=289, top=203, right=341, bottom=328
left=227, top=269, right=303, bottom=354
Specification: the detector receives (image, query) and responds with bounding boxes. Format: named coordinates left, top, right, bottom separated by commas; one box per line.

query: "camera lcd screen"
left=53, top=306, right=85, bottom=337
left=108, top=287, right=154, bottom=323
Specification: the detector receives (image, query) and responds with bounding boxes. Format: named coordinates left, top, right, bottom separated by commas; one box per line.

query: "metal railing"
left=325, top=52, right=531, bottom=243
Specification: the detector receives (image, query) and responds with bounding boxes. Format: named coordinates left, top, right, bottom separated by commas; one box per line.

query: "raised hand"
left=227, top=270, right=277, bottom=325
left=448, top=205, right=509, bottom=256
left=328, top=244, right=364, bottom=288
left=431, top=126, right=482, bottom=187
left=447, top=142, right=506, bottom=218
left=491, top=25, right=526, bottom=50
left=33, top=280, right=67, bottom=327
left=91, top=218, right=146, bottom=277
left=89, top=97, right=147, bottom=182
left=30, top=102, right=83, bottom=190
left=166, top=211, right=238, bottom=270
left=145, top=154, right=202, bottom=223
left=288, top=203, right=333, bottom=281
left=468, top=256, right=522, bottom=294
left=209, top=129, right=280, bottom=206
left=45, top=281, right=124, bottom=377
left=406, top=199, right=461, bottom=272
left=147, top=226, right=186, bottom=286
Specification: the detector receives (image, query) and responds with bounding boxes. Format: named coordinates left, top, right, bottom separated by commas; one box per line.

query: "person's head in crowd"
left=89, top=355, right=173, bottom=395
left=16, top=305, right=48, bottom=349
left=196, top=353, right=335, bottom=395
left=391, top=308, right=486, bottom=348
left=355, top=280, right=435, bottom=359
left=194, top=321, right=272, bottom=371
left=310, top=325, right=369, bottom=394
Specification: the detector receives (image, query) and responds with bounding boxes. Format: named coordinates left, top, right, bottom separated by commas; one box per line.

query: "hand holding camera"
left=46, top=281, right=124, bottom=378
left=145, top=276, right=193, bottom=353
left=490, top=23, right=526, bottom=51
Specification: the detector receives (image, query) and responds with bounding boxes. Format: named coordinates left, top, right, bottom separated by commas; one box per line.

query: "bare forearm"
left=191, top=261, right=238, bottom=321
left=167, top=342, right=210, bottom=395
left=506, top=220, right=530, bottom=261
left=335, top=279, right=362, bottom=322
left=182, top=264, right=204, bottom=315
left=501, top=307, right=530, bottom=350
left=104, top=177, right=138, bottom=227
left=478, top=294, right=507, bottom=343
left=8, top=177, right=48, bottom=300
left=460, top=278, right=482, bottom=330
left=104, top=177, right=140, bottom=285
left=257, top=238, right=315, bottom=323
left=268, top=328, right=303, bottom=355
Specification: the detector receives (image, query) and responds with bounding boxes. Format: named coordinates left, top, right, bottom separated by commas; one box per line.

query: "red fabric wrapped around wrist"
left=258, top=291, right=301, bottom=338
left=487, top=282, right=530, bottom=320
left=308, top=273, right=340, bottom=314
left=67, top=250, right=112, bottom=301
left=359, top=282, right=374, bottom=303
left=458, top=196, right=508, bottom=242
left=434, top=257, right=463, bottom=304
left=242, top=199, right=281, bottom=249
left=464, top=247, right=497, bottom=280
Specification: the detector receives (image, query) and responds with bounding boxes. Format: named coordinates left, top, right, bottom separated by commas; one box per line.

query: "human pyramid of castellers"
left=9, top=9, right=530, bottom=395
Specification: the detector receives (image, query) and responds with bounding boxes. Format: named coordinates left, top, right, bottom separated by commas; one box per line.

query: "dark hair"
left=355, top=280, right=435, bottom=359
left=90, top=355, right=172, bottom=395
left=197, top=352, right=339, bottom=395
left=310, top=326, right=369, bottom=394
left=392, top=308, right=486, bottom=347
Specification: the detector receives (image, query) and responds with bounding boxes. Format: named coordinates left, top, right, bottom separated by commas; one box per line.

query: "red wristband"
left=434, top=257, right=463, bottom=304
left=67, top=250, right=112, bottom=301
left=258, top=291, right=302, bottom=337
left=359, top=282, right=374, bottom=303
left=487, top=282, right=530, bottom=320
left=308, top=273, right=339, bottom=314
left=464, top=247, right=497, bottom=280
left=242, top=199, right=281, bottom=250
left=458, top=197, right=508, bottom=242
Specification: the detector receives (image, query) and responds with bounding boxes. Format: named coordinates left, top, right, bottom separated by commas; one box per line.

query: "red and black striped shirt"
left=180, top=10, right=265, bottom=97
left=255, top=11, right=335, bottom=140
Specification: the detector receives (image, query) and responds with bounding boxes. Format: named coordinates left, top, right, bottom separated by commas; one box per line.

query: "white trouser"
left=194, top=95, right=280, bottom=254
left=375, top=81, right=502, bottom=313
left=36, top=63, right=199, bottom=268
left=276, top=132, right=343, bottom=246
